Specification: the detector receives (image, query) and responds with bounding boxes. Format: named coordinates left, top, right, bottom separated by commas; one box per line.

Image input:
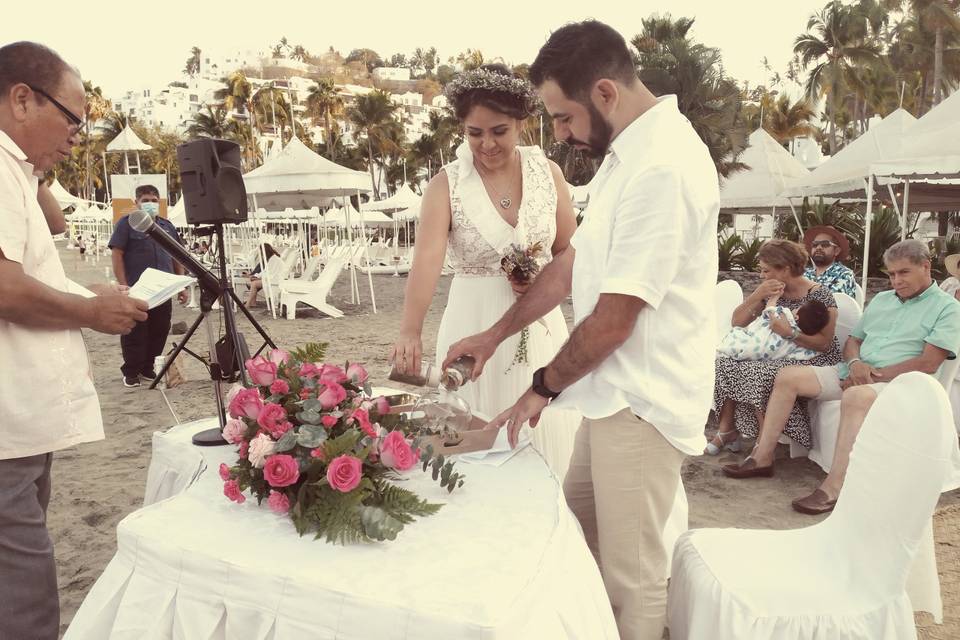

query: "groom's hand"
left=485, top=388, right=549, bottom=449
left=443, top=329, right=498, bottom=380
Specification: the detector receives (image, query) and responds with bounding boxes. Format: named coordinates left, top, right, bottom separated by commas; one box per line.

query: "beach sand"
left=52, top=245, right=959, bottom=638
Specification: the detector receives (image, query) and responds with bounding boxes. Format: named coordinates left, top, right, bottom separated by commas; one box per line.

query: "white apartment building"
left=372, top=66, right=411, bottom=82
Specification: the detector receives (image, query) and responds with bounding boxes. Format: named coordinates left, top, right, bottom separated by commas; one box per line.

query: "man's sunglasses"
left=28, top=85, right=85, bottom=132
left=810, top=240, right=837, bottom=248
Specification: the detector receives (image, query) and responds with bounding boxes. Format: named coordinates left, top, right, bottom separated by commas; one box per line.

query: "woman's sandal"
left=704, top=429, right=742, bottom=456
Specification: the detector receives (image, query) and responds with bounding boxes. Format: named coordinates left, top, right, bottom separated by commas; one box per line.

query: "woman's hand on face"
left=389, top=334, right=423, bottom=376
left=753, top=278, right=785, bottom=301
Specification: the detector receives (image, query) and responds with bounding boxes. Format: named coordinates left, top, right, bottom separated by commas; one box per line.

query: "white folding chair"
left=668, top=373, right=958, bottom=638
left=853, top=282, right=866, bottom=308
left=279, top=257, right=348, bottom=320
left=713, top=280, right=743, bottom=341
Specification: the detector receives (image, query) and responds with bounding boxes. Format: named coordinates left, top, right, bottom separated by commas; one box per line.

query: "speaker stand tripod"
left=150, top=223, right=276, bottom=446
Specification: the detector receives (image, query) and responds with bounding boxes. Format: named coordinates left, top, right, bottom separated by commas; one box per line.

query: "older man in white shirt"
left=0, top=42, right=148, bottom=639
left=444, top=21, right=719, bottom=640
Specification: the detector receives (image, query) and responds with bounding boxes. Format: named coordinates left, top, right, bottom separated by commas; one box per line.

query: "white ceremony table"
left=65, top=417, right=619, bottom=640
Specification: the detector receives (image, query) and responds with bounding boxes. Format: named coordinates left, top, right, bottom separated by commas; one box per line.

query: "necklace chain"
left=475, top=150, right=520, bottom=209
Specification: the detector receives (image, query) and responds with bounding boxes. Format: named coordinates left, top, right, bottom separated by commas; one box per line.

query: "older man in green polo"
left=723, top=239, right=960, bottom=513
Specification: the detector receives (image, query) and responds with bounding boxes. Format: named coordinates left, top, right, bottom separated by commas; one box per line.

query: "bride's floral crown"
left=444, top=68, right=540, bottom=113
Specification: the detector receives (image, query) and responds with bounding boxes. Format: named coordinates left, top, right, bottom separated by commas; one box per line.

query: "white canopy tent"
left=361, top=185, right=421, bottom=214
left=720, top=128, right=811, bottom=235
left=48, top=178, right=84, bottom=209
left=105, top=124, right=152, bottom=178
left=243, top=137, right=377, bottom=316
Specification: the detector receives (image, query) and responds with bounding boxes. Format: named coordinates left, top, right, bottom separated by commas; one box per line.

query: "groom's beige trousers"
left=563, top=408, right=686, bottom=640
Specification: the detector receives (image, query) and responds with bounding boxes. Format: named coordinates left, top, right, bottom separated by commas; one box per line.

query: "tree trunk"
left=324, top=111, right=333, bottom=159
left=939, top=211, right=950, bottom=237
left=933, top=26, right=944, bottom=106
left=828, top=89, right=838, bottom=155
left=367, top=138, right=378, bottom=195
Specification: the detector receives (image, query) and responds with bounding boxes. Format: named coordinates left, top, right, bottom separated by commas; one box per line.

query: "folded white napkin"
left=458, top=426, right=530, bottom=466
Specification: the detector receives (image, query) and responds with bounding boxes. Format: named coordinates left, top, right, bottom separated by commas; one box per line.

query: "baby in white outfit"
left=718, top=296, right=829, bottom=361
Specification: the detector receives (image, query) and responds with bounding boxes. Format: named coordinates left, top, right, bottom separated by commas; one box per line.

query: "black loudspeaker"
left=177, top=138, right=248, bottom=225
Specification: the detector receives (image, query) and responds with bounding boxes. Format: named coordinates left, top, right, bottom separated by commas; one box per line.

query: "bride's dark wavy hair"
left=446, top=64, right=539, bottom=121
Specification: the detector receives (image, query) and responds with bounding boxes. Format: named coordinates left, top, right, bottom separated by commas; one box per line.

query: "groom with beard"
left=803, top=225, right=857, bottom=298
left=444, top=20, right=719, bottom=640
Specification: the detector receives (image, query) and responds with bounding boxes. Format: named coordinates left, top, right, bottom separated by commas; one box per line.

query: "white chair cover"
left=714, top=280, right=743, bottom=339
left=668, top=373, right=958, bottom=639
left=832, top=292, right=862, bottom=352
left=854, top=282, right=866, bottom=308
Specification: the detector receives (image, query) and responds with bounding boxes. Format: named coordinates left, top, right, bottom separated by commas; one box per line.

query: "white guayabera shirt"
left=551, top=96, right=719, bottom=456
left=0, top=130, right=103, bottom=459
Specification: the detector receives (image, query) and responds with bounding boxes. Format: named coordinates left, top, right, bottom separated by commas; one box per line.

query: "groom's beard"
left=564, top=102, right=613, bottom=159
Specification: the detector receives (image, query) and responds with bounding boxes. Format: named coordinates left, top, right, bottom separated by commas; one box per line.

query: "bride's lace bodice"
left=445, top=144, right=558, bottom=277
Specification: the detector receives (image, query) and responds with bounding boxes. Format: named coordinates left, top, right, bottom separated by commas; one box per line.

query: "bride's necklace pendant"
left=499, top=197, right=512, bottom=209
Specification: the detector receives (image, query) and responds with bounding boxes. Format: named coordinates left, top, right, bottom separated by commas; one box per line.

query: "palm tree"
left=632, top=15, right=750, bottom=178
left=186, top=105, right=234, bottom=139
left=306, top=78, right=344, bottom=158
left=793, top=1, right=882, bottom=154
left=81, top=81, right=112, bottom=199
left=184, top=46, right=201, bottom=77
left=292, top=45, right=309, bottom=63
left=347, top=90, right=402, bottom=193
left=764, top=94, right=818, bottom=143
left=909, top=0, right=960, bottom=105
left=216, top=71, right=254, bottom=117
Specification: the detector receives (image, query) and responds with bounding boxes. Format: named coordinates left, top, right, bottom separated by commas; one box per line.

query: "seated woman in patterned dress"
left=708, top=240, right=842, bottom=457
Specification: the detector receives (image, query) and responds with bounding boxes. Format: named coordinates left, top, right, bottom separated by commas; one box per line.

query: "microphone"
left=129, top=210, right=222, bottom=293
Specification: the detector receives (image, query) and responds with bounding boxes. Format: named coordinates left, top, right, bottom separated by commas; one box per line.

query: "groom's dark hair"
left=529, top=21, right=637, bottom=100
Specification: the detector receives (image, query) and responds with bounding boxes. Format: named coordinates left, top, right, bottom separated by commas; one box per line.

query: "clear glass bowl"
left=412, top=388, right=472, bottom=445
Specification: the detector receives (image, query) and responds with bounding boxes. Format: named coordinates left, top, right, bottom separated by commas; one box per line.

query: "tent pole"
left=862, top=175, right=875, bottom=293
left=357, top=190, right=378, bottom=313
left=787, top=198, right=803, bottom=236
left=901, top=181, right=911, bottom=241
left=886, top=183, right=903, bottom=239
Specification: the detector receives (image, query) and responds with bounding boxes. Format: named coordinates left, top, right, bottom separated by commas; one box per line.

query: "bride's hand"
left=390, top=334, right=423, bottom=376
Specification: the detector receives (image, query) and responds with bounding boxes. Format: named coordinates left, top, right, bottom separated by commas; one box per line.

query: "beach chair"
left=261, top=255, right=296, bottom=313
left=668, top=373, right=958, bottom=638
left=279, top=255, right=348, bottom=320
left=713, top=280, right=742, bottom=341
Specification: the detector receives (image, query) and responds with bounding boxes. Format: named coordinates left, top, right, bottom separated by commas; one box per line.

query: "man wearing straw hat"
left=803, top=225, right=857, bottom=298
left=939, top=253, right=960, bottom=300
left=0, top=41, right=148, bottom=639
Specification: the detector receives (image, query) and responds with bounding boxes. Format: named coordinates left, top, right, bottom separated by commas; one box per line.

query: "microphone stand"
left=150, top=222, right=277, bottom=446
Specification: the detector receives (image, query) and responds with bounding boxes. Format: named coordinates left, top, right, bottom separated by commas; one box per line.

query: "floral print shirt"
left=804, top=261, right=857, bottom=299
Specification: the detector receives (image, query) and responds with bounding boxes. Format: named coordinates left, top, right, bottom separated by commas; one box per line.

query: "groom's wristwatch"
left=532, top=367, right=561, bottom=400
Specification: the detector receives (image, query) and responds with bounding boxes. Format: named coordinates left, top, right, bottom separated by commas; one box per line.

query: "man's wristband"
left=846, top=357, right=862, bottom=367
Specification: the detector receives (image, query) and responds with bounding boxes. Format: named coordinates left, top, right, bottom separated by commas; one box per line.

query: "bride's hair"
left=444, top=64, right=539, bottom=121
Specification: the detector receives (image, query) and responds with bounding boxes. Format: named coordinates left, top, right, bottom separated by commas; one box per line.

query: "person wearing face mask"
left=389, top=64, right=580, bottom=480
left=109, top=184, right=188, bottom=388
left=0, top=41, right=150, bottom=640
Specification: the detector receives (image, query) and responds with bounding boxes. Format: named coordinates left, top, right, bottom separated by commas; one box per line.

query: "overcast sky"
left=3, top=0, right=830, bottom=97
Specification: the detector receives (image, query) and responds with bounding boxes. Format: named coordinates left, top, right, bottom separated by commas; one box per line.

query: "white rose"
left=248, top=432, right=276, bottom=469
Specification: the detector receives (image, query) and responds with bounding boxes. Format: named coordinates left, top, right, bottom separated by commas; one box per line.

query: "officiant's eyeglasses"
left=811, top=240, right=837, bottom=248
left=28, top=85, right=85, bottom=132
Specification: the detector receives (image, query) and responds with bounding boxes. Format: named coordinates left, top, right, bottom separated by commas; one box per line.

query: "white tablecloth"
left=66, top=418, right=619, bottom=640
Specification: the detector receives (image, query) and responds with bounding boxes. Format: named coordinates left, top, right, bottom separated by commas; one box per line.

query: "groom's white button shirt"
left=552, top=95, right=719, bottom=455
left=0, top=130, right=104, bottom=460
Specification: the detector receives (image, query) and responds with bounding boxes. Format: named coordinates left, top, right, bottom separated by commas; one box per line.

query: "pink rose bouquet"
left=220, top=343, right=465, bottom=544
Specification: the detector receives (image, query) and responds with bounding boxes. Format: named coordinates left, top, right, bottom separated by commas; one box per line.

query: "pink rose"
left=326, top=455, right=362, bottom=492
left=222, top=418, right=247, bottom=444
left=257, top=403, right=292, bottom=438
left=346, top=362, right=369, bottom=383
left=225, top=383, right=244, bottom=405
left=380, top=430, right=417, bottom=471
left=299, top=389, right=312, bottom=400
left=238, top=440, right=249, bottom=459
left=321, top=415, right=338, bottom=429
left=245, top=355, right=278, bottom=387
left=350, top=408, right=377, bottom=438
left=228, top=387, right=264, bottom=420
left=318, top=382, right=347, bottom=410
left=269, top=349, right=290, bottom=365
left=268, top=490, right=290, bottom=514
left=218, top=463, right=231, bottom=481
left=310, top=447, right=326, bottom=460
left=269, top=379, right=290, bottom=396
left=263, top=454, right=301, bottom=488
left=299, top=362, right=321, bottom=379
left=374, top=396, right=390, bottom=416
left=223, top=480, right=245, bottom=503
left=318, top=364, right=348, bottom=385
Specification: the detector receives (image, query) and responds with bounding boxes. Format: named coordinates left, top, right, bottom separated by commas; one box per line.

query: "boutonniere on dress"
left=500, top=242, right=549, bottom=370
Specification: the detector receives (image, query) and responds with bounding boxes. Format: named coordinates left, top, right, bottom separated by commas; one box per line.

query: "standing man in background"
left=109, top=184, right=188, bottom=388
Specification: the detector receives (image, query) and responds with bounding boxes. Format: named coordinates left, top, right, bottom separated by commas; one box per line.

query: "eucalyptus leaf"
left=274, top=429, right=299, bottom=452
left=297, top=424, right=328, bottom=448
left=296, top=410, right=322, bottom=425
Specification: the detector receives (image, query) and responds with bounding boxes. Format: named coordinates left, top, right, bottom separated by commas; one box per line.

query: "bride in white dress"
left=390, top=65, right=580, bottom=480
